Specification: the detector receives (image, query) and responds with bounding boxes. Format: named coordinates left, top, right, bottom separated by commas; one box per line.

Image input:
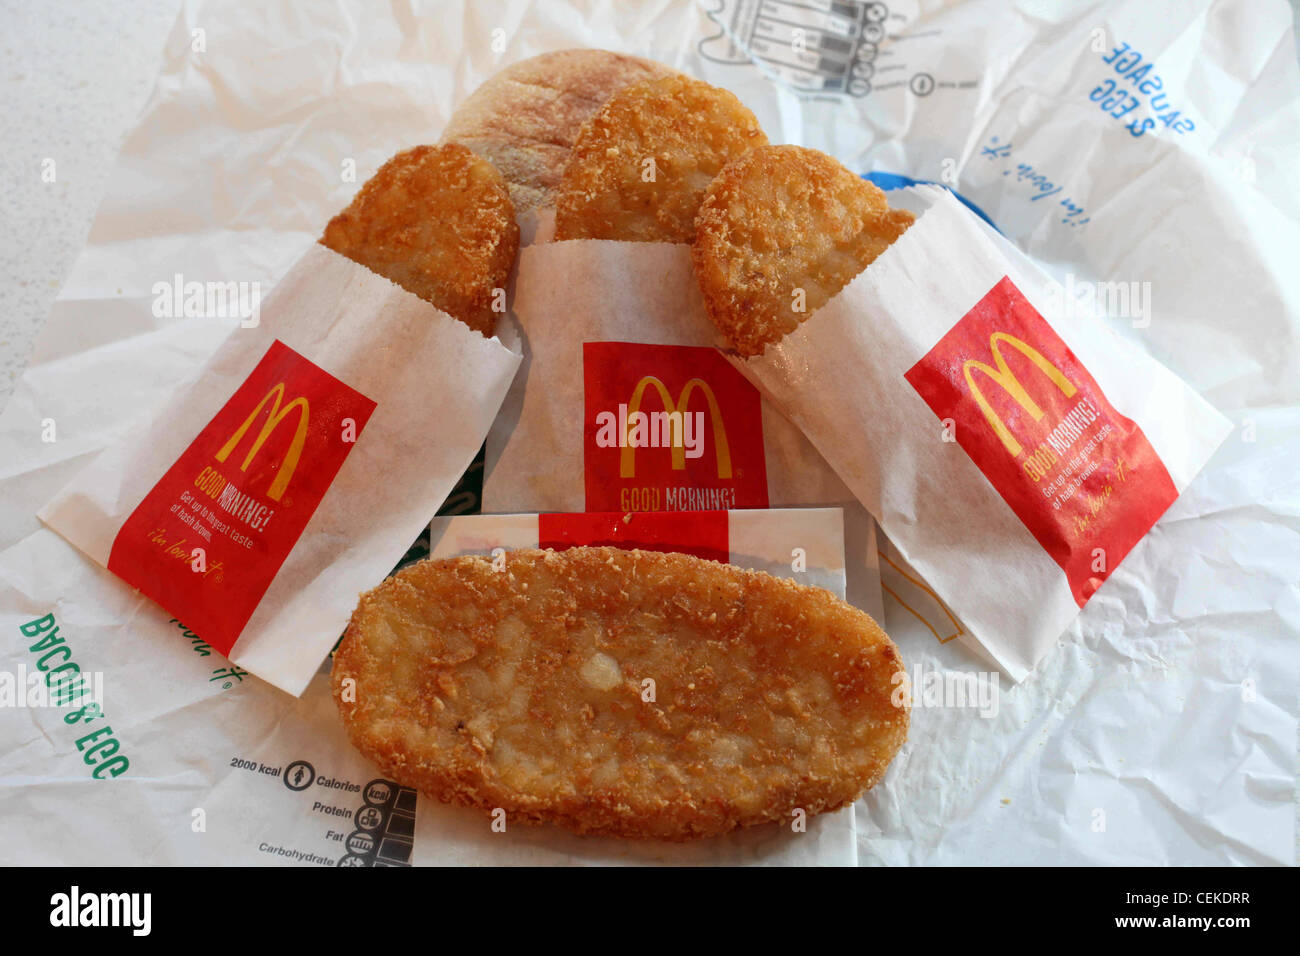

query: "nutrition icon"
left=700, top=0, right=891, bottom=97
left=335, top=778, right=418, bottom=867
left=283, top=760, right=315, bottom=791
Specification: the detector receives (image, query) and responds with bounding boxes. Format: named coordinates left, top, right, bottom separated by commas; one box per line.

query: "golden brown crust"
left=319, top=143, right=518, bottom=336
left=331, top=546, right=908, bottom=841
left=692, top=144, right=915, bottom=356
left=442, top=50, right=678, bottom=213
left=553, top=74, right=768, bottom=243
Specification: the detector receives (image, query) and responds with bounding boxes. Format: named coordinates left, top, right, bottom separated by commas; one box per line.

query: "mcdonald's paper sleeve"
left=427, top=506, right=854, bottom=613
left=36, top=244, right=522, bottom=696
left=728, top=186, right=1232, bottom=681
left=483, top=235, right=884, bottom=623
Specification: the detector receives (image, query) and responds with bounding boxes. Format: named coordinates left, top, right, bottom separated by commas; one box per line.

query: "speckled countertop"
left=0, top=0, right=177, bottom=404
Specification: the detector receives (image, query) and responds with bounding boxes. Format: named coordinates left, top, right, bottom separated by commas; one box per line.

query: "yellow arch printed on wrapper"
left=962, top=332, right=1077, bottom=458
left=619, top=376, right=732, bottom=480
left=214, top=382, right=310, bottom=502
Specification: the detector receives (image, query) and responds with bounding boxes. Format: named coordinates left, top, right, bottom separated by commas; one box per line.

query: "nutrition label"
left=701, top=0, right=892, bottom=96
left=226, top=750, right=417, bottom=866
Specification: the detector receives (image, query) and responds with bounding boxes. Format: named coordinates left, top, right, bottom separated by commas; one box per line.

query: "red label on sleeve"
left=582, top=342, right=769, bottom=513
left=539, top=511, right=729, bottom=564
left=107, top=339, right=376, bottom=653
left=904, top=276, right=1177, bottom=607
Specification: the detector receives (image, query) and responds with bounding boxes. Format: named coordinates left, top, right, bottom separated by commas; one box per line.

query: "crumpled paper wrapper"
left=728, top=185, right=1231, bottom=681
left=0, top=0, right=1295, bottom=863
left=37, top=244, right=520, bottom=696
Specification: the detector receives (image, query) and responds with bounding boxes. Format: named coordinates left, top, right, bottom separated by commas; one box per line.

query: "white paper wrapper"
left=0, top=509, right=860, bottom=865
left=728, top=186, right=1232, bottom=680
left=37, top=245, right=521, bottom=696
left=485, top=239, right=885, bottom=621
left=429, top=507, right=851, bottom=604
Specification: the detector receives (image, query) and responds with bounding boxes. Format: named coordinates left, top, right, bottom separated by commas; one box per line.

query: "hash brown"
left=692, top=144, right=914, bottom=356
left=554, top=74, right=768, bottom=243
left=320, top=143, right=518, bottom=336
left=331, top=547, right=908, bottom=841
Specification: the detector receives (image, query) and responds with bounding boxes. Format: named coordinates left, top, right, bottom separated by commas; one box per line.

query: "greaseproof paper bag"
left=37, top=244, right=521, bottom=696
left=429, top=507, right=849, bottom=604
left=484, top=238, right=885, bottom=622
left=730, top=186, right=1232, bottom=681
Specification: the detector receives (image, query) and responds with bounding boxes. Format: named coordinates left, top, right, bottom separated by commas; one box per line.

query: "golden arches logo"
left=214, top=382, right=309, bottom=502
left=619, top=376, right=732, bottom=479
left=962, top=332, right=1076, bottom=458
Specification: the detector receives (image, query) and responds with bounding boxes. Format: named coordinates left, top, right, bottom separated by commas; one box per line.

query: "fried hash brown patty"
left=692, top=144, right=915, bottom=356
left=332, top=547, right=908, bottom=841
left=320, top=143, right=518, bottom=336
left=442, top=50, right=677, bottom=213
left=554, top=74, right=768, bottom=243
